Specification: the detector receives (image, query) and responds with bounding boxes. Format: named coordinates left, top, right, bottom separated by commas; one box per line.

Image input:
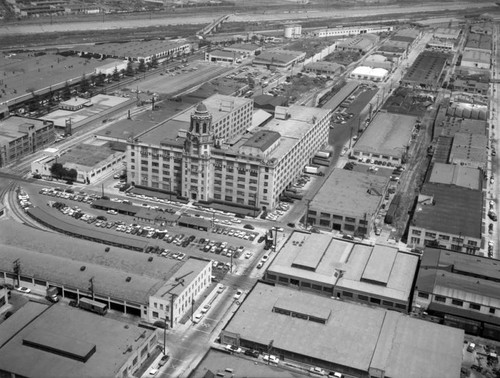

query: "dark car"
left=244, top=349, right=260, bottom=358
left=96, top=215, right=107, bottom=221
left=489, top=212, right=498, bottom=221
left=243, top=224, right=255, bottom=230
left=258, top=235, right=266, bottom=243
left=287, top=223, right=295, bottom=228
left=158, top=354, right=170, bottom=367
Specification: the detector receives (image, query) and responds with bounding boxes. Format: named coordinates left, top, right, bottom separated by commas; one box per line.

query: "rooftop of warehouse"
left=309, top=169, right=388, bottom=219
left=428, top=163, right=482, bottom=190
left=354, top=112, right=417, bottom=158
left=0, top=303, right=154, bottom=378
left=0, top=116, right=52, bottom=145
left=411, top=182, right=483, bottom=239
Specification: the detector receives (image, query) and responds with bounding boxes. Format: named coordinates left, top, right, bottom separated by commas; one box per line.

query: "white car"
left=193, top=313, right=203, bottom=324
left=263, top=354, right=279, bottom=364
left=107, top=210, right=118, bottom=215
left=310, top=367, right=326, bottom=376
left=234, top=289, right=243, bottom=300
left=15, top=286, right=31, bottom=294
left=148, top=368, right=159, bottom=376
left=201, top=304, right=211, bottom=314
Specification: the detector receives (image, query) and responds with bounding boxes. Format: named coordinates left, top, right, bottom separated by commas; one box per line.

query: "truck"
left=304, top=165, right=320, bottom=175
left=46, top=287, right=59, bottom=303
left=315, top=150, right=332, bottom=159
left=78, top=297, right=108, bottom=316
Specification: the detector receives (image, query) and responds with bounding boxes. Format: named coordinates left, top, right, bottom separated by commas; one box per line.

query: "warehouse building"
left=461, top=49, right=491, bottom=70
left=401, top=51, right=449, bottom=89
left=223, top=43, right=262, bottom=57
left=307, top=169, right=389, bottom=236
left=449, top=132, right=488, bottom=170
left=414, top=247, right=500, bottom=340
left=264, top=232, right=418, bottom=312
left=408, top=183, right=482, bottom=254
left=363, top=54, right=394, bottom=71
left=433, top=27, right=461, bottom=40
left=312, top=25, right=393, bottom=38
left=94, top=60, right=129, bottom=76
left=70, top=40, right=193, bottom=63
left=221, top=283, right=464, bottom=378
left=127, top=94, right=331, bottom=210
left=0, top=302, right=158, bottom=378
left=303, top=61, right=344, bottom=76
left=351, top=112, right=417, bottom=165
left=428, top=162, right=482, bottom=190
left=0, top=220, right=211, bottom=325
left=349, top=66, right=388, bottom=82
left=252, top=49, right=306, bottom=69
left=433, top=113, right=488, bottom=139
left=376, top=40, right=410, bottom=62
left=464, top=33, right=492, bottom=52
left=336, top=34, right=378, bottom=54
left=0, top=116, right=55, bottom=168
left=205, top=49, right=239, bottom=64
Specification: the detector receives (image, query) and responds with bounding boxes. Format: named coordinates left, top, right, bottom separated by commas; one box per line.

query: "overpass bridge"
left=197, top=14, right=230, bottom=36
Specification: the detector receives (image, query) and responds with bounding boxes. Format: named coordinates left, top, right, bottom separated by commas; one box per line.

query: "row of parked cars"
left=40, top=187, right=96, bottom=204
left=201, top=239, right=244, bottom=259
left=266, top=201, right=290, bottom=221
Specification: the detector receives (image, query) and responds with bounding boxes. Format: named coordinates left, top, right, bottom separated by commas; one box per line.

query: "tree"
left=50, top=162, right=64, bottom=179
left=112, top=67, right=120, bottom=82
left=150, top=55, right=159, bottom=69
left=94, top=73, right=105, bottom=87
left=68, top=168, right=77, bottom=181
left=80, top=73, right=90, bottom=93
left=125, top=61, right=135, bottom=76
left=61, top=82, right=71, bottom=100
left=138, top=59, right=146, bottom=72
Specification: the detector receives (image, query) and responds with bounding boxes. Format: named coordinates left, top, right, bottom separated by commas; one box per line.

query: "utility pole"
left=163, top=316, right=168, bottom=355
left=89, top=277, right=94, bottom=300
left=13, top=259, right=21, bottom=287
left=101, top=183, right=104, bottom=198
left=266, top=340, right=274, bottom=364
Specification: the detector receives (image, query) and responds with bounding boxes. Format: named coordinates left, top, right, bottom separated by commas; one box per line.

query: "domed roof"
left=195, top=102, right=208, bottom=114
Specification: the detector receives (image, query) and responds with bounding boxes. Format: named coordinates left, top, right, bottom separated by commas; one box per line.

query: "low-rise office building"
left=0, top=302, right=158, bottom=378
left=264, top=232, right=418, bottom=312
left=221, top=283, right=463, bottom=378
left=307, top=169, right=389, bottom=236
left=351, top=112, right=417, bottom=165
left=59, top=97, right=91, bottom=111
left=205, top=49, right=239, bottom=64
left=31, top=140, right=126, bottom=184
left=0, top=116, right=55, bottom=168
left=408, top=183, right=482, bottom=253
left=414, top=247, right=500, bottom=340
left=148, top=258, right=211, bottom=328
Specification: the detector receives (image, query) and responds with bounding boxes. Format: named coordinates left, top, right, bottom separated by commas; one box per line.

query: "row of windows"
left=412, top=229, right=477, bottom=246
left=343, top=290, right=406, bottom=309
left=418, top=292, right=496, bottom=314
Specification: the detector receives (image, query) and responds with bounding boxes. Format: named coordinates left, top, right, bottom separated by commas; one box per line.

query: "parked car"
left=243, top=224, right=255, bottom=230
left=467, top=342, right=476, bottom=352
left=15, top=286, right=31, bottom=294
left=244, top=349, right=260, bottom=358
left=310, top=367, right=326, bottom=376
left=234, top=289, right=243, bottom=300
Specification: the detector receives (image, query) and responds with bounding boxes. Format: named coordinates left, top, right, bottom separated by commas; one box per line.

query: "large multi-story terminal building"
left=127, top=94, right=331, bottom=210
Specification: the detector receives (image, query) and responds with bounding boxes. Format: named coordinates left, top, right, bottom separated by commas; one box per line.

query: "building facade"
left=0, top=116, right=55, bottom=168
left=148, top=258, right=212, bottom=328
left=127, top=95, right=330, bottom=210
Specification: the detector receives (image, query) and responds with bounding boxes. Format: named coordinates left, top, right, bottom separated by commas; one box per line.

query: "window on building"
left=469, top=303, right=481, bottom=311
left=435, top=295, right=446, bottom=303
left=418, top=292, right=429, bottom=299
left=358, top=295, right=368, bottom=301
left=152, top=311, right=159, bottom=318
left=370, top=297, right=381, bottom=304
left=490, top=308, right=496, bottom=314
left=345, top=217, right=356, bottom=223
left=438, top=234, right=450, bottom=241
left=382, top=300, right=393, bottom=307
left=343, top=291, right=353, bottom=297
left=451, top=299, right=463, bottom=307
left=425, top=232, right=436, bottom=238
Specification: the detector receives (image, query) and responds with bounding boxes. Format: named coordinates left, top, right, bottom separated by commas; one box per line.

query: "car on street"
left=489, top=211, right=498, bottom=221
left=261, top=255, right=269, bottom=262
left=257, top=261, right=264, bottom=269
left=148, top=368, right=159, bottom=376
left=234, top=289, right=243, bottom=300
left=15, top=286, right=31, bottom=294
left=244, top=349, right=260, bottom=358
left=263, top=354, right=279, bottom=364
left=158, top=354, right=170, bottom=367
left=328, top=372, right=343, bottom=378
left=489, top=224, right=494, bottom=234
left=467, top=342, right=476, bottom=352
left=243, top=224, right=255, bottom=230
left=193, top=313, right=203, bottom=324
left=225, top=344, right=242, bottom=353
left=217, top=284, right=225, bottom=294
left=310, top=367, right=326, bottom=376
left=201, top=304, right=211, bottom=314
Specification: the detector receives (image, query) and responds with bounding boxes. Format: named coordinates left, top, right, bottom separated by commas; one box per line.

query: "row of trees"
left=50, top=163, right=77, bottom=182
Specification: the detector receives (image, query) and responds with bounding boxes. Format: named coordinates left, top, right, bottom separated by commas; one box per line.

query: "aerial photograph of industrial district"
left=0, top=0, right=500, bottom=376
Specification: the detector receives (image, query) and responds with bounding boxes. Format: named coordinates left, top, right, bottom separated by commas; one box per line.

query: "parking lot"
left=35, top=186, right=266, bottom=273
